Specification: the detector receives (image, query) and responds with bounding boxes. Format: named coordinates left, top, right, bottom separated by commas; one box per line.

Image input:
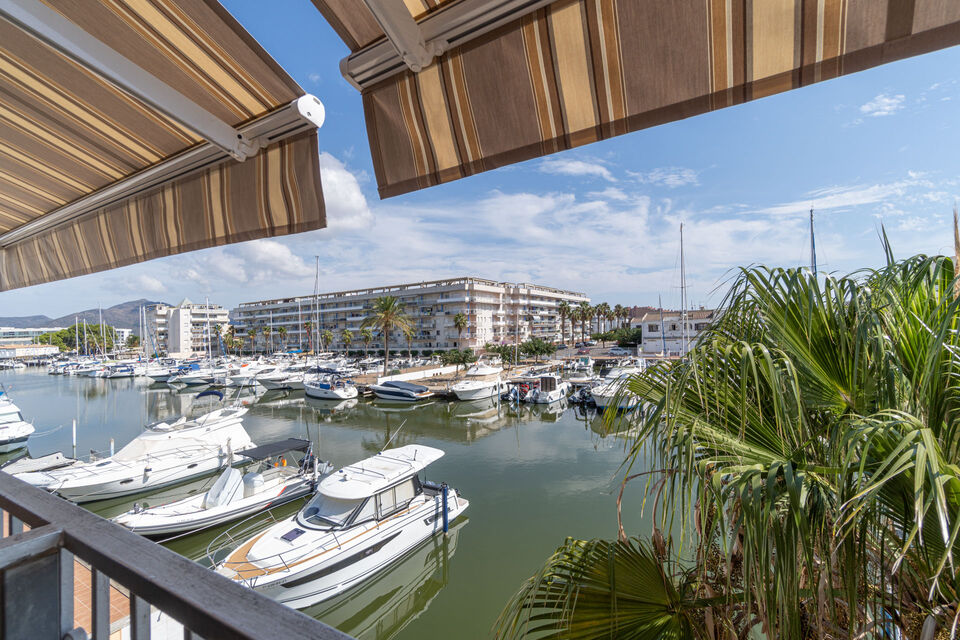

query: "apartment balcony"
left=0, top=473, right=351, bottom=640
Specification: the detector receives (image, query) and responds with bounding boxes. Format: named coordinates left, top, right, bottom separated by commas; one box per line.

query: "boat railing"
left=0, top=472, right=353, bottom=639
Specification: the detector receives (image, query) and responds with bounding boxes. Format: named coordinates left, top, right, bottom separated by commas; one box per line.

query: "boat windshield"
left=300, top=493, right=362, bottom=528
left=0, top=411, right=23, bottom=424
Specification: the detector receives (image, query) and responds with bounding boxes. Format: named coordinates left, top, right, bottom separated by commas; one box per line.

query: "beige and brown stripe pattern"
left=1, top=0, right=325, bottom=290
left=0, top=131, right=324, bottom=291
left=319, top=0, right=960, bottom=198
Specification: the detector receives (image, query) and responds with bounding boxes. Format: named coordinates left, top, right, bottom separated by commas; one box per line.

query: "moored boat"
left=213, top=445, right=467, bottom=608
left=113, top=439, right=332, bottom=537
left=16, top=404, right=254, bottom=502
left=369, top=381, right=433, bottom=402
left=0, top=386, right=35, bottom=453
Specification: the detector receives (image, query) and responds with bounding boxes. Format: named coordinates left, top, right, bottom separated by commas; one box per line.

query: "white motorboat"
left=451, top=376, right=506, bottom=401
left=590, top=371, right=643, bottom=410
left=463, top=361, right=503, bottom=377
left=106, top=364, right=136, bottom=378
left=16, top=405, right=254, bottom=503
left=523, top=374, right=571, bottom=404
left=146, top=366, right=179, bottom=382
left=0, top=387, right=35, bottom=453
left=304, top=376, right=358, bottom=400
left=213, top=445, right=468, bottom=608
left=112, top=439, right=332, bottom=537
left=369, top=381, right=434, bottom=402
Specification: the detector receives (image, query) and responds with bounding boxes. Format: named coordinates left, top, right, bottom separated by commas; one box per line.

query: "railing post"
left=131, top=595, right=150, bottom=640
left=60, top=548, right=74, bottom=636
left=92, top=568, right=110, bottom=640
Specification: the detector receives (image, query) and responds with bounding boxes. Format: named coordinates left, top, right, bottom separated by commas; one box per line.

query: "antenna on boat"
left=380, top=418, right=408, bottom=453
left=809, top=206, right=817, bottom=273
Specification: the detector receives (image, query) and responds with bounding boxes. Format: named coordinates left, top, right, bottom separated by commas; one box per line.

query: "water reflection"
left=304, top=519, right=467, bottom=640
left=1, top=369, right=647, bottom=640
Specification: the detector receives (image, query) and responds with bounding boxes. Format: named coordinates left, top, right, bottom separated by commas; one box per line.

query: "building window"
left=670, top=324, right=677, bottom=331
left=648, top=324, right=659, bottom=332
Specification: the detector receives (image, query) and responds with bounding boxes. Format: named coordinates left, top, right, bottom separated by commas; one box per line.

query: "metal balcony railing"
left=0, top=472, right=353, bottom=640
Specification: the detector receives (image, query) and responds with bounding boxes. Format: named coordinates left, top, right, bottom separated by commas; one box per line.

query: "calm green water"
left=0, top=368, right=647, bottom=640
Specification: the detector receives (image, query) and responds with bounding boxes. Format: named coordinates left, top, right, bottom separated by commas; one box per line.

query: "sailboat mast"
left=297, top=299, right=303, bottom=351
left=314, top=256, right=320, bottom=355
left=658, top=295, right=666, bottom=355
left=205, top=296, right=212, bottom=360
left=809, top=207, right=817, bottom=273
left=74, top=317, right=78, bottom=356
left=680, top=224, right=688, bottom=355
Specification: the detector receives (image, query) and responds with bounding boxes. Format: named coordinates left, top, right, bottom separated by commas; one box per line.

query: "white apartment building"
left=639, top=308, right=716, bottom=356
left=231, top=277, right=589, bottom=354
left=0, top=327, right=65, bottom=346
left=144, top=299, right=230, bottom=357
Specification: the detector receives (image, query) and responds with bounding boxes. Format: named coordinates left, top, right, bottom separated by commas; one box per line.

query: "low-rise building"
left=232, top=277, right=589, bottom=353
left=639, top=308, right=716, bottom=356
left=0, top=344, right=59, bottom=359
left=144, top=299, right=230, bottom=357
left=0, top=326, right=65, bottom=345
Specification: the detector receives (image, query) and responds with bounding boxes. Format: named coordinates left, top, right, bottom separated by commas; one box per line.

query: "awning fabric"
left=0, top=0, right=326, bottom=291
left=317, top=0, right=960, bottom=199
left=0, top=131, right=321, bottom=290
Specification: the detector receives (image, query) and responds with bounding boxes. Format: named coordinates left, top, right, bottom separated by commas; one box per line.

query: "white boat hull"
left=304, top=384, right=358, bottom=400
left=228, top=493, right=468, bottom=608
left=114, top=478, right=313, bottom=536
left=451, top=381, right=504, bottom=401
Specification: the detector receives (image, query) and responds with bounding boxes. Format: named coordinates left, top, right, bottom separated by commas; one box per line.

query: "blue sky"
left=2, top=2, right=960, bottom=317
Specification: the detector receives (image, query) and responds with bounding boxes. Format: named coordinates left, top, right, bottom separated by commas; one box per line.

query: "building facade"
left=0, top=327, right=65, bottom=346
left=638, top=308, right=716, bottom=356
left=231, top=277, right=589, bottom=354
left=0, top=344, right=59, bottom=359
left=144, top=299, right=230, bottom=357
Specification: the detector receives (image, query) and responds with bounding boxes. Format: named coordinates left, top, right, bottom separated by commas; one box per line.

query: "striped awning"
left=0, top=0, right=326, bottom=291
left=319, top=0, right=960, bottom=198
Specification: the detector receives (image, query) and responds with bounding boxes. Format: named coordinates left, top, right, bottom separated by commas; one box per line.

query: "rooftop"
left=319, top=445, right=444, bottom=500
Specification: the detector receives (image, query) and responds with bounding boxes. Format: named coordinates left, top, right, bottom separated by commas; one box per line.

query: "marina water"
left=0, top=368, right=645, bottom=640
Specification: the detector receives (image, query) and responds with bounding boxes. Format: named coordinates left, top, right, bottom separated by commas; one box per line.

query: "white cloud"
left=539, top=158, right=616, bottom=182
left=629, top=167, right=699, bottom=188
left=755, top=177, right=928, bottom=216
left=318, top=152, right=373, bottom=231
left=308, top=73, right=321, bottom=84
left=859, top=93, right=905, bottom=117
left=134, top=275, right=166, bottom=294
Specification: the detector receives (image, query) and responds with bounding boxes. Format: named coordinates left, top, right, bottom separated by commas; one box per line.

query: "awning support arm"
left=361, top=0, right=439, bottom=73
left=0, top=0, right=258, bottom=161
left=343, top=0, right=554, bottom=90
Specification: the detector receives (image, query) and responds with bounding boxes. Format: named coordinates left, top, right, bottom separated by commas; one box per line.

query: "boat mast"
left=99, top=304, right=105, bottom=355
left=809, top=207, right=817, bottom=273
left=314, top=256, right=320, bottom=356
left=83, top=319, right=87, bottom=356
left=680, top=224, right=688, bottom=355
left=74, top=317, right=79, bottom=356
left=297, top=299, right=303, bottom=351
left=205, top=296, right=212, bottom=360
left=658, top=295, right=666, bottom=356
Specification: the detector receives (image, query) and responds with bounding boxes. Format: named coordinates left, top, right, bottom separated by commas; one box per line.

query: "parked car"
left=574, top=342, right=586, bottom=348
left=576, top=348, right=590, bottom=355
left=556, top=344, right=569, bottom=350
left=608, top=347, right=630, bottom=355
left=585, top=340, right=597, bottom=346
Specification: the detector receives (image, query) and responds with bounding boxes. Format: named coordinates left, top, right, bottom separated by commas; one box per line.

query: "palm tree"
left=320, top=329, right=334, bottom=353
left=361, top=296, right=412, bottom=374
left=213, top=324, right=222, bottom=355
left=245, top=327, right=256, bottom=355
left=558, top=301, right=571, bottom=344
left=303, top=321, right=313, bottom=353
left=403, top=325, right=414, bottom=359
left=577, top=302, right=592, bottom=342
left=595, top=302, right=611, bottom=334
left=453, top=312, right=468, bottom=348
left=262, top=326, right=272, bottom=353
left=360, top=328, right=373, bottom=359
left=613, top=304, right=624, bottom=330
left=340, top=329, right=353, bottom=354
left=277, top=326, right=287, bottom=351
left=499, top=254, right=960, bottom=639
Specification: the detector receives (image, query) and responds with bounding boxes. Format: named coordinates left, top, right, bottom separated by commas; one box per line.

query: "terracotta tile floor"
left=2, top=516, right=130, bottom=634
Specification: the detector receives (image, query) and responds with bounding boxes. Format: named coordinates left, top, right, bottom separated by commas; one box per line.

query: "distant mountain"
left=0, top=299, right=167, bottom=333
